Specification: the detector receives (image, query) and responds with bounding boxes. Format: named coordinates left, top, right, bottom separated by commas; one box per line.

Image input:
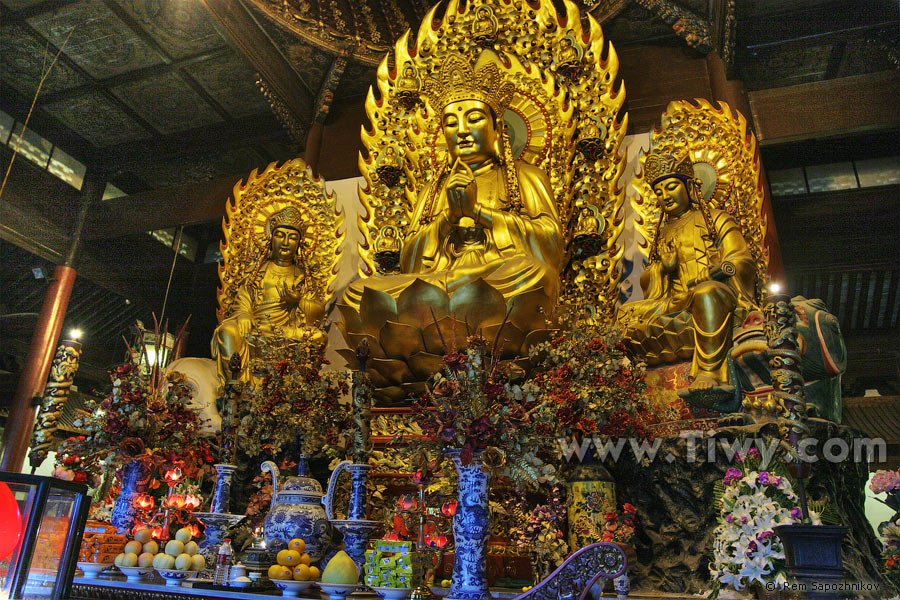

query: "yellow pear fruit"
left=134, top=529, right=153, bottom=544
left=121, top=552, right=138, bottom=567
left=114, top=553, right=126, bottom=567
left=124, top=540, right=143, bottom=555
left=165, top=540, right=185, bottom=557
left=184, top=541, right=199, bottom=556
left=191, top=554, right=206, bottom=571
left=154, top=553, right=176, bottom=569
left=321, top=550, right=359, bottom=584
left=142, top=541, right=159, bottom=555
left=174, top=553, right=193, bottom=570
left=137, top=552, right=155, bottom=567
left=174, top=528, right=192, bottom=543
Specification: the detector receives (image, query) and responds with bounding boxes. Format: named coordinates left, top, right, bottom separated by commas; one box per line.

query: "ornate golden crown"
left=267, top=206, right=305, bottom=233
left=643, top=152, right=694, bottom=185
left=421, top=54, right=516, bottom=115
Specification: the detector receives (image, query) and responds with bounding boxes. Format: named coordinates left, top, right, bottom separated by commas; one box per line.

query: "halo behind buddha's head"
left=422, top=50, right=516, bottom=117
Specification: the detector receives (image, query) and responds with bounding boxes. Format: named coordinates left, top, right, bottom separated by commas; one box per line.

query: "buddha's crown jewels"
left=421, top=54, right=516, bottom=115
left=644, top=152, right=694, bottom=185
left=268, top=206, right=305, bottom=233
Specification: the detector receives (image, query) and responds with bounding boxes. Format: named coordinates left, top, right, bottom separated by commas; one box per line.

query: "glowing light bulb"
left=69, top=328, right=83, bottom=340
left=769, top=282, right=782, bottom=293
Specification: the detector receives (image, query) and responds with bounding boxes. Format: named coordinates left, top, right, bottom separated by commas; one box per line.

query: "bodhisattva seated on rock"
left=341, top=52, right=564, bottom=332
left=211, top=206, right=325, bottom=387
left=617, top=153, right=757, bottom=400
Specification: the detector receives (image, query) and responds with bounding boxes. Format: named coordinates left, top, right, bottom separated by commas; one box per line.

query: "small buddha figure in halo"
left=341, top=51, right=564, bottom=314
left=617, top=153, right=757, bottom=396
left=211, top=206, right=326, bottom=385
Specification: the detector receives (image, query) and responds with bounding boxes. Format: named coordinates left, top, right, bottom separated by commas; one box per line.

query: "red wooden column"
left=0, top=170, right=104, bottom=472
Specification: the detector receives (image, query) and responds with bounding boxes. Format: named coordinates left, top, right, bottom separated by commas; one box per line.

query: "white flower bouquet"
left=709, top=449, right=820, bottom=597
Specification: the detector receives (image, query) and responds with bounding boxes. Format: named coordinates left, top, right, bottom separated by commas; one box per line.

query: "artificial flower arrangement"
left=869, top=469, right=900, bottom=579
left=53, top=321, right=214, bottom=516
left=528, top=323, right=656, bottom=440
left=408, top=330, right=560, bottom=486
left=600, top=503, right=637, bottom=545
left=708, top=448, right=819, bottom=598
left=509, top=485, right=570, bottom=583
left=238, top=333, right=351, bottom=457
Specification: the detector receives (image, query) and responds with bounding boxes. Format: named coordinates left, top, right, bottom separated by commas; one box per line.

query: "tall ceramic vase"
left=110, top=459, right=152, bottom=534
left=447, top=450, right=491, bottom=600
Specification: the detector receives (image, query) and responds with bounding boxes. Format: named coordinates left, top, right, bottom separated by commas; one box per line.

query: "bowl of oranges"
left=267, top=538, right=321, bottom=597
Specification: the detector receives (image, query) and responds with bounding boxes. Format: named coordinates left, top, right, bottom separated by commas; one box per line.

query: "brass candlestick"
left=396, top=480, right=454, bottom=600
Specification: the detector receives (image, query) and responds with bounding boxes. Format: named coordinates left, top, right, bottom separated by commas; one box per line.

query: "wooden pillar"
left=707, top=52, right=785, bottom=284
left=304, top=121, right=325, bottom=177
left=0, top=170, right=104, bottom=472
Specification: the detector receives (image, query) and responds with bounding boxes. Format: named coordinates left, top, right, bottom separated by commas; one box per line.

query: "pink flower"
left=870, top=470, right=900, bottom=494
left=52, top=466, right=75, bottom=481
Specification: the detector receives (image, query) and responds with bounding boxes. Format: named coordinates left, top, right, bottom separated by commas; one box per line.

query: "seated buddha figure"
left=211, top=206, right=325, bottom=385
left=341, top=52, right=564, bottom=322
left=617, top=153, right=757, bottom=396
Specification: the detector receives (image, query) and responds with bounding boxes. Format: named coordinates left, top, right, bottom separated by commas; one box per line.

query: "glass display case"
left=0, top=472, right=91, bottom=599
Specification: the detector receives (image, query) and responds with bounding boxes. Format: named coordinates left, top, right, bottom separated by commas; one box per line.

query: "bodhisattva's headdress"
left=644, top=152, right=695, bottom=186
left=643, top=152, right=719, bottom=259
left=421, top=53, right=516, bottom=115
left=268, top=206, right=305, bottom=234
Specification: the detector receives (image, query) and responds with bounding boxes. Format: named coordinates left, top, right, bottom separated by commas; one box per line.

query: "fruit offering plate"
left=116, top=565, right=155, bottom=582
left=273, top=579, right=316, bottom=598
left=156, top=568, right=193, bottom=586
left=372, top=586, right=411, bottom=600
left=318, top=583, right=358, bottom=600
left=76, top=562, right=114, bottom=579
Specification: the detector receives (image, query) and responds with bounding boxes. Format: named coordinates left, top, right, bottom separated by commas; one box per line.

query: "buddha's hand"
left=659, top=240, right=677, bottom=271
left=446, top=158, right=477, bottom=223
left=278, top=280, right=304, bottom=308
left=237, top=316, right=253, bottom=337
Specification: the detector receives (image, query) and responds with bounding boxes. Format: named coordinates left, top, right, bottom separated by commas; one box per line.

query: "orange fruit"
left=309, top=566, right=321, bottom=581
left=267, top=564, right=284, bottom=580
left=293, top=564, right=311, bottom=581
left=288, top=539, right=306, bottom=553
left=277, top=549, right=302, bottom=567
left=299, top=553, right=311, bottom=565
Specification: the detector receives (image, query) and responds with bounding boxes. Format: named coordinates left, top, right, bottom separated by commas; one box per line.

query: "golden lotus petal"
left=481, top=322, right=525, bottom=359
left=397, top=278, right=450, bottom=327
left=336, top=303, right=364, bottom=336
left=359, top=287, right=399, bottom=337
left=506, top=288, right=555, bottom=334
left=375, top=386, right=412, bottom=407
left=379, top=320, right=426, bottom=361
left=366, top=367, right=392, bottom=388
left=336, top=348, right=359, bottom=368
left=407, top=351, right=445, bottom=380
left=370, top=357, right=415, bottom=386
left=422, top=315, right=468, bottom=355
left=447, top=278, right=507, bottom=332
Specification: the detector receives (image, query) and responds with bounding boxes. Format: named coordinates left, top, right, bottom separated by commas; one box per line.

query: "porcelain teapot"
left=260, top=454, right=330, bottom=560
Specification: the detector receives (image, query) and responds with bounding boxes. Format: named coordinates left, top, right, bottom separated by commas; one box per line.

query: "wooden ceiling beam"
left=94, top=113, right=290, bottom=171
left=81, top=174, right=242, bottom=240
left=198, top=0, right=314, bottom=142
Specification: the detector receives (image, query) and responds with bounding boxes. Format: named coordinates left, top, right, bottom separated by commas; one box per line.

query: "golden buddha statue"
left=212, top=207, right=325, bottom=384
left=341, top=0, right=629, bottom=402
left=211, top=158, right=344, bottom=390
left=342, top=52, right=564, bottom=315
left=617, top=153, right=757, bottom=395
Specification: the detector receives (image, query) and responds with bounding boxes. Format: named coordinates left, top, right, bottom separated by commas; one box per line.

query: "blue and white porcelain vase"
left=210, top=464, right=237, bottom=514
left=447, top=449, right=491, bottom=600
left=194, top=511, right=244, bottom=568
left=110, top=459, right=152, bottom=535
left=261, top=455, right=330, bottom=560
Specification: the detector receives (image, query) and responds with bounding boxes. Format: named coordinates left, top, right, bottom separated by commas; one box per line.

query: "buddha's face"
left=270, top=226, right=301, bottom=263
left=653, top=176, right=692, bottom=218
left=442, top=100, right=498, bottom=166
